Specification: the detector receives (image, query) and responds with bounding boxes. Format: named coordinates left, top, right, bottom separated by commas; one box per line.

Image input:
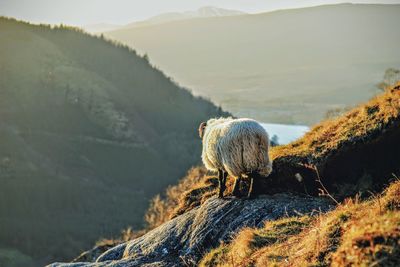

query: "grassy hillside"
left=0, top=17, right=227, bottom=266
left=75, top=85, right=400, bottom=264
left=105, top=3, right=400, bottom=124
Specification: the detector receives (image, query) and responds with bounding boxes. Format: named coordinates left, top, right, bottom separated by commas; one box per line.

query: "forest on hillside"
left=0, top=17, right=227, bottom=267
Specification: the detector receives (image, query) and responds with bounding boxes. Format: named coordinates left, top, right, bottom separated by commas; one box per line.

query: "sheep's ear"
left=198, top=122, right=207, bottom=138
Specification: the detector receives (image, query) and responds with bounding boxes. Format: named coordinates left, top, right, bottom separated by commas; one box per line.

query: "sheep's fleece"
left=201, top=117, right=272, bottom=178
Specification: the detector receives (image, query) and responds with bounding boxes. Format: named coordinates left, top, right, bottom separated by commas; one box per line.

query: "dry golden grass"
left=145, top=166, right=209, bottom=227
left=199, top=179, right=400, bottom=267
left=331, top=179, right=400, bottom=267
left=332, top=211, right=400, bottom=266
left=271, top=83, right=400, bottom=163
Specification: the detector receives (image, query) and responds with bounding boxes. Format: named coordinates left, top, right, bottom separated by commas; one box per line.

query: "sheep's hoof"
left=246, top=194, right=257, bottom=200
left=232, top=192, right=241, bottom=198
left=232, top=188, right=241, bottom=197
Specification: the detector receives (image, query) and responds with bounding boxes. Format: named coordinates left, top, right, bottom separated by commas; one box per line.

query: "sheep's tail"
left=257, top=133, right=273, bottom=177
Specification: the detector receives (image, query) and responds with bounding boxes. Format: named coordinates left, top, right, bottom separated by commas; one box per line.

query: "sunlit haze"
left=1, top=0, right=400, bottom=266
left=0, top=0, right=399, bottom=25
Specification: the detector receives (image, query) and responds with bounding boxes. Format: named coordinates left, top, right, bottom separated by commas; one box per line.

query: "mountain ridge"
left=125, top=6, right=246, bottom=28
left=82, top=6, right=245, bottom=33
left=105, top=3, right=400, bottom=125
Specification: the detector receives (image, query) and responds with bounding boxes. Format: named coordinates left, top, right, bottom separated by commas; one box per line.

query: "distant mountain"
left=82, top=7, right=245, bottom=34
left=0, top=17, right=227, bottom=266
left=105, top=3, right=400, bottom=125
left=82, top=23, right=121, bottom=33
left=124, top=6, right=246, bottom=28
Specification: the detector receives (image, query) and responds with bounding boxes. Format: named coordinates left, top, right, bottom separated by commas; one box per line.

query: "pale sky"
left=1, top=0, right=399, bottom=26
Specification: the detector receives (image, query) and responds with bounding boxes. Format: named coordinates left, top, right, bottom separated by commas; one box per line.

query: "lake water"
left=260, top=123, right=309, bottom=145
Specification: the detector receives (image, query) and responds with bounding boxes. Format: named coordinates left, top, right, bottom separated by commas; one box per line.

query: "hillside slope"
left=0, top=17, right=227, bottom=266
left=105, top=3, right=400, bottom=124
left=50, top=85, right=400, bottom=267
left=47, top=180, right=400, bottom=267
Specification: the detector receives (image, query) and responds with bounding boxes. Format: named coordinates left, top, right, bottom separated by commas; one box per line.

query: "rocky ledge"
left=48, top=194, right=333, bottom=267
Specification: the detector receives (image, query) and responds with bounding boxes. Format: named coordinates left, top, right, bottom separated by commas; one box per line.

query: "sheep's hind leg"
left=248, top=176, right=255, bottom=199
left=232, top=176, right=242, bottom=197
left=218, top=169, right=227, bottom=198
left=247, top=172, right=261, bottom=199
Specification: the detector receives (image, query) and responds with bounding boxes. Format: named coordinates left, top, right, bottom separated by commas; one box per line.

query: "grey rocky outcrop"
left=48, top=194, right=333, bottom=267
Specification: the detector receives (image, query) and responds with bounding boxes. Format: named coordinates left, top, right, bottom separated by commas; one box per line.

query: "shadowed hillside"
left=0, top=17, right=228, bottom=266
left=105, top=3, right=400, bottom=124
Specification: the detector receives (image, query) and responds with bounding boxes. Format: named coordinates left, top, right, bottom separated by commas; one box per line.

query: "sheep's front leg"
left=218, top=169, right=227, bottom=198
left=232, top=176, right=242, bottom=197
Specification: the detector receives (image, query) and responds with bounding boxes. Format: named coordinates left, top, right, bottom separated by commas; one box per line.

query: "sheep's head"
left=198, top=121, right=207, bottom=139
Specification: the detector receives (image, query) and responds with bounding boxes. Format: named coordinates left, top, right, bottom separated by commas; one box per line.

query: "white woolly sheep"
left=198, top=117, right=273, bottom=198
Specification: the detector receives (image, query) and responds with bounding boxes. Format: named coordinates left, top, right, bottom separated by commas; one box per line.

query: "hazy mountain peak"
left=190, top=6, right=246, bottom=17
left=124, top=6, right=246, bottom=29
left=83, top=6, right=246, bottom=33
